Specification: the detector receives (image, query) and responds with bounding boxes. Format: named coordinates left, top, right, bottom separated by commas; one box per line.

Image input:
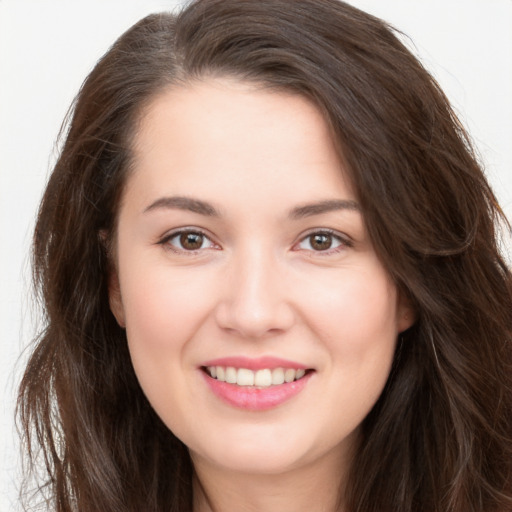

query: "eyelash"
left=158, top=228, right=352, bottom=255
left=294, top=229, right=352, bottom=255
left=158, top=228, right=218, bottom=254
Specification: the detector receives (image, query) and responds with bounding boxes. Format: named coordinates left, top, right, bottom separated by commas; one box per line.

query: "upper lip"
left=201, top=356, right=310, bottom=371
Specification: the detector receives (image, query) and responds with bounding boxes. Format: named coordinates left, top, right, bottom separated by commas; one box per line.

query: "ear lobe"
left=397, top=294, right=417, bottom=334
left=108, top=271, right=126, bottom=328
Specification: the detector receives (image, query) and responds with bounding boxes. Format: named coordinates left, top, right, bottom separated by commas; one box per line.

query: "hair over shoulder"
left=18, top=1, right=512, bottom=511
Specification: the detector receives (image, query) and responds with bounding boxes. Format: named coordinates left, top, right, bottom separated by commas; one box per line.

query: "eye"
left=296, top=230, right=349, bottom=253
left=162, top=229, right=217, bottom=252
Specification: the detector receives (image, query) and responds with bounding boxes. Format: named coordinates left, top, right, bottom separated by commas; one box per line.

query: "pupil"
left=180, top=232, right=203, bottom=250
left=311, top=234, right=332, bottom=250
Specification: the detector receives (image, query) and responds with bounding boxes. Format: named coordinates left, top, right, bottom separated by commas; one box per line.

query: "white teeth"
left=295, top=369, right=306, bottom=379
left=237, top=368, right=255, bottom=386
left=225, top=366, right=237, bottom=384
left=284, top=368, right=296, bottom=383
left=271, top=367, right=285, bottom=385
left=206, top=366, right=308, bottom=387
left=216, top=366, right=225, bottom=382
left=254, top=369, right=272, bottom=387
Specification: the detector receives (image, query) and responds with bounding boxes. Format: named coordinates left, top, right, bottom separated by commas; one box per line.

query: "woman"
left=17, top=1, right=512, bottom=511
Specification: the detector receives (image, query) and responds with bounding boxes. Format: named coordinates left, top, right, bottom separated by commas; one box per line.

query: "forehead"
left=124, top=78, right=355, bottom=215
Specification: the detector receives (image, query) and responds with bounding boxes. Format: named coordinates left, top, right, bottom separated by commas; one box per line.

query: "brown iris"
left=310, top=233, right=333, bottom=251
left=180, top=232, right=204, bottom=250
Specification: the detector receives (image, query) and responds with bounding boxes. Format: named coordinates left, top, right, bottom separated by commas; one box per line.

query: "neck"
left=191, top=448, right=351, bottom=512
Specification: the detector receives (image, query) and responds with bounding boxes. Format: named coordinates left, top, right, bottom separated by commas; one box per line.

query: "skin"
left=109, top=79, right=414, bottom=512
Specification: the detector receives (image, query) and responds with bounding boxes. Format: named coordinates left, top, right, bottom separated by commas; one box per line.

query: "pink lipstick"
left=200, top=356, right=313, bottom=411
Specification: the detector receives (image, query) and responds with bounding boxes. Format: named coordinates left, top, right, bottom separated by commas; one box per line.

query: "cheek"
left=302, top=267, right=399, bottom=428
left=119, top=266, right=216, bottom=391
left=118, top=267, right=223, bottom=439
left=297, top=262, right=399, bottom=414
left=123, top=264, right=212, bottom=335
left=299, top=265, right=399, bottom=349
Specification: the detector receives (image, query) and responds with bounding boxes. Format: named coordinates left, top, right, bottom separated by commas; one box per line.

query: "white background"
left=1, top=1, right=511, bottom=510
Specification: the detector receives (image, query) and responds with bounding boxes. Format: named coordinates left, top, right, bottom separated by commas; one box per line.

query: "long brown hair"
left=18, top=1, right=512, bottom=511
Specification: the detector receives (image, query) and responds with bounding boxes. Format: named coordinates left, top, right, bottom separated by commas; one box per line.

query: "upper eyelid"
left=297, top=228, right=352, bottom=243
left=160, top=226, right=212, bottom=240
left=158, top=227, right=218, bottom=248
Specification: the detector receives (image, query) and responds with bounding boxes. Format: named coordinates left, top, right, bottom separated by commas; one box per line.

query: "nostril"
left=214, top=299, right=295, bottom=339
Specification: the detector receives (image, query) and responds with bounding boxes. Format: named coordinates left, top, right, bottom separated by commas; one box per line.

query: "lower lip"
left=201, top=371, right=313, bottom=411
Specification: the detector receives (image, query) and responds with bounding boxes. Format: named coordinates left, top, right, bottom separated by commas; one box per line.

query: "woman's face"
left=109, top=79, right=413, bottom=477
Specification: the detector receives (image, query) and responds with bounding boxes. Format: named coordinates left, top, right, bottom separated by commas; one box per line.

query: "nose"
left=214, top=245, right=295, bottom=339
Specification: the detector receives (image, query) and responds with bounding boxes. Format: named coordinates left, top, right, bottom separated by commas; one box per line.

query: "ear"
left=108, top=269, right=126, bottom=328
left=100, top=229, right=126, bottom=328
left=396, top=292, right=417, bottom=334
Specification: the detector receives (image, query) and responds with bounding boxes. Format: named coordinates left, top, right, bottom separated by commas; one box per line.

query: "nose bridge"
left=216, top=241, right=293, bottom=337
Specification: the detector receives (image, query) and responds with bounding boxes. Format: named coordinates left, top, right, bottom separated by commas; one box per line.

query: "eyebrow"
left=290, top=199, right=360, bottom=219
left=143, top=196, right=360, bottom=219
left=144, top=196, right=219, bottom=216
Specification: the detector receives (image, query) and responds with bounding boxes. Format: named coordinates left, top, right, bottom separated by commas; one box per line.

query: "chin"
left=193, top=445, right=309, bottom=476
left=186, top=421, right=340, bottom=477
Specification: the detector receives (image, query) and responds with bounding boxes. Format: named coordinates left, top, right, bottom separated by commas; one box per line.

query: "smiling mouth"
left=202, top=366, right=312, bottom=387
